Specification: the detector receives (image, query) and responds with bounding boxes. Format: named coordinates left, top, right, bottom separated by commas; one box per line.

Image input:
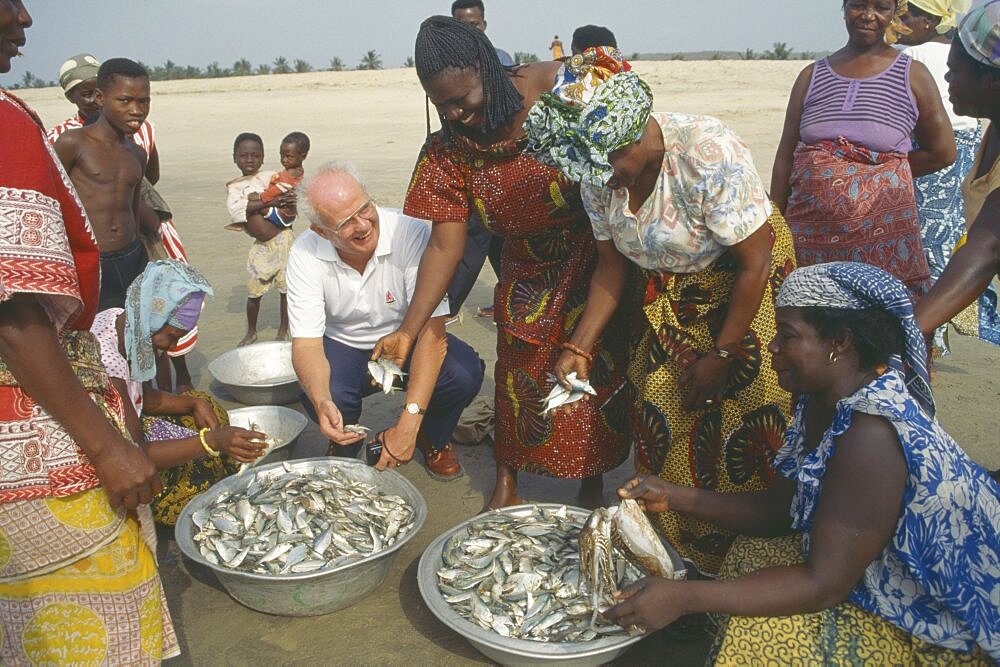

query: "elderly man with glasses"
left=287, top=162, right=484, bottom=479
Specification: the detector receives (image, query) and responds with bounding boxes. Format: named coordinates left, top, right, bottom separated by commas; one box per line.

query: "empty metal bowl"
left=176, top=457, right=427, bottom=617
left=208, top=341, right=300, bottom=405
left=226, top=406, right=308, bottom=464
left=417, top=503, right=687, bottom=666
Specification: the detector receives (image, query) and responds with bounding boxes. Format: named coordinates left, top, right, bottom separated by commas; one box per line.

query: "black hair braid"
left=414, top=15, right=522, bottom=135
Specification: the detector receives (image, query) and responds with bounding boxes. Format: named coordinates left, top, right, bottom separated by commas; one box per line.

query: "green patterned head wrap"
left=524, top=70, right=653, bottom=187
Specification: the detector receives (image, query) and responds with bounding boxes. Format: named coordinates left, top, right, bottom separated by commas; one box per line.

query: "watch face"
left=406, top=403, right=419, bottom=414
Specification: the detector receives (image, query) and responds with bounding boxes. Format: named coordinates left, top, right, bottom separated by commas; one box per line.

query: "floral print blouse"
left=581, top=112, right=772, bottom=274
left=775, top=369, right=999, bottom=660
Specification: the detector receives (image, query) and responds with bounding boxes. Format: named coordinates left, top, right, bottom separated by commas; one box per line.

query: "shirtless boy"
left=54, top=58, right=158, bottom=310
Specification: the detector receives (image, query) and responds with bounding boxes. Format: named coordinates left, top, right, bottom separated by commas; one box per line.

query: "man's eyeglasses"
left=333, top=200, right=376, bottom=233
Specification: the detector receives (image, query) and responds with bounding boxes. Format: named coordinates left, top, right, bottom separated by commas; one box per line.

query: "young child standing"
left=225, top=132, right=295, bottom=346
left=259, top=131, right=309, bottom=227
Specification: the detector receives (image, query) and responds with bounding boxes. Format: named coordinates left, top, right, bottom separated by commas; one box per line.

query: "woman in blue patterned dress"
left=605, top=262, right=998, bottom=664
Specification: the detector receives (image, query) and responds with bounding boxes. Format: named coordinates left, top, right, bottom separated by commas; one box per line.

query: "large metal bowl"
left=207, top=341, right=300, bottom=405
left=176, top=457, right=427, bottom=617
left=417, top=504, right=687, bottom=667
left=226, top=405, right=308, bottom=464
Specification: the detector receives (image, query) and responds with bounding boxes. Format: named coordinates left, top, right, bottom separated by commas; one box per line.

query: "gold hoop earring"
left=827, top=350, right=838, bottom=365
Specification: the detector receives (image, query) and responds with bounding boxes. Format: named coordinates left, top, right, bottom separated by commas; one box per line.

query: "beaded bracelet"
left=199, top=427, right=221, bottom=457
left=560, top=341, right=594, bottom=363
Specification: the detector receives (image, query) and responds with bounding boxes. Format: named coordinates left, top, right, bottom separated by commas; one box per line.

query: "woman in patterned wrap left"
left=0, top=1, right=179, bottom=662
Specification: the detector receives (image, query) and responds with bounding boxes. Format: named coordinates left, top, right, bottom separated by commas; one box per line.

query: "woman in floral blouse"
left=606, top=262, right=998, bottom=664
left=524, top=48, right=795, bottom=575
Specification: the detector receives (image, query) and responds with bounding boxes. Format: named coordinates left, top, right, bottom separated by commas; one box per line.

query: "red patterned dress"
left=405, top=131, right=630, bottom=478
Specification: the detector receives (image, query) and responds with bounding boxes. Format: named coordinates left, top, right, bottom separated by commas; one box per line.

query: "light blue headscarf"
left=124, top=260, right=213, bottom=383
left=776, top=262, right=934, bottom=417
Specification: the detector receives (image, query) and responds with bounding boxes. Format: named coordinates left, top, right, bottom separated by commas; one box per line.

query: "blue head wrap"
left=775, top=262, right=934, bottom=416
left=124, top=260, right=213, bottom=383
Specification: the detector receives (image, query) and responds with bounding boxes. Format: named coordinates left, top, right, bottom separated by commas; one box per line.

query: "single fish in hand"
left=541, top=372, right=597, bottom=415
left=344, top=424, right=370, bottom=435
left=237, top=421, right=278, bottom=476
left=368, top=358, right=406, bottom=394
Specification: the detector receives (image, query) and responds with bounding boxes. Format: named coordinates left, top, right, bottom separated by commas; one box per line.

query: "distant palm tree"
left=358, top=50, right=383, bottom=70
left=205, top=61, right=228, bottom=78
left=329, top=57, right=345, bottom=71
left=232, top=58, right=253, bottom=76
left=514, top=52, right=539, bottom=64
left=256, top=63, right=272, bottom=75
left=403, top=56, right=415, bottom=68
left=764, top=42, right=793, bottom=60
left=272, top=56, right=292, bottom=74
left=740, top=48, right=757, bottom=61
left=294, top=59, right=313, bottom=73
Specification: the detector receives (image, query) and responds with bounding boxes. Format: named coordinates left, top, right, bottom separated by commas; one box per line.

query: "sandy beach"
left=15, top=61, right=999, bottom=664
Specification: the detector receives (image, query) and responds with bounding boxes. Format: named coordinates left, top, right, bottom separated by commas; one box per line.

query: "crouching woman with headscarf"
left=90, top=260, right=269, bottom=525
left=605, top=262, right=999, bottom=664
left=524, top=48, right=795, bottom=575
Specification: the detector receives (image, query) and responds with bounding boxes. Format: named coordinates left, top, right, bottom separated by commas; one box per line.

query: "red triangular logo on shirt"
left=385, top=290, right=396, bottom=304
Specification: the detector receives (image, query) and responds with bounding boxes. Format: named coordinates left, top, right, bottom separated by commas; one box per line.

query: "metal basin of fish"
left=226, top=406, right=308, bottom=465
left=176, top=457, right=427, bottom=617
left=207, top=341, right=300, bottom=405
left=417, top=504, right=686, bottom=666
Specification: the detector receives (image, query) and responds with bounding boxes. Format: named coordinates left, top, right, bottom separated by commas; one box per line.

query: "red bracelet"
left=560, top=342, right=594, bottom=363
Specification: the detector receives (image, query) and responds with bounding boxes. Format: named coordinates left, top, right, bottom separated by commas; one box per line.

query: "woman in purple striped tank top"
left=772, top=0, right=956, bottom=299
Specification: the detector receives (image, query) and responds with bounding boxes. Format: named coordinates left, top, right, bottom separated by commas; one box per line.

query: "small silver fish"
left=343, top=424, right=370, bottom=435
left=367, top=358, right=406, bottom=394
left=437, top=505, right=639, bottom=643
left=193, top=464, right=415, bottom=576
left=540, top=372, right=597, bottom=415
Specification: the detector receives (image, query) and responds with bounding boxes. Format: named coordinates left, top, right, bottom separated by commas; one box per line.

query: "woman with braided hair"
left=373, top=16, right=630, bottom=510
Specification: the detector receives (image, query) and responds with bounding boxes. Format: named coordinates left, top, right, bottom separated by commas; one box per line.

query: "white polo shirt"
left=286, top=207, right=449, bottom=349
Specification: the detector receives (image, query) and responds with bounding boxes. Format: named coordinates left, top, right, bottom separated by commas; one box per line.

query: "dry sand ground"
left=17, top=61, right=1000, bottom=665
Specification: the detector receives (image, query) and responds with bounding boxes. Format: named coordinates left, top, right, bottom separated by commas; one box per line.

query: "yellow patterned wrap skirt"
left=0, top=490, right=180, bottom=664
left=145, top=390, right=239, bottom=526
left=631, top=213, right=795, bottom=575
left=709, top=533, right=993, bottom=665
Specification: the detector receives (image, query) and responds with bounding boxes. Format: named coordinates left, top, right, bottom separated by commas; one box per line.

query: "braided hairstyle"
left=414, top=15, right=522, bottom=135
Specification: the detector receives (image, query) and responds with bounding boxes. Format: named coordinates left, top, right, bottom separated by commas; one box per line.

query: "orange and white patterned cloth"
left=0, top=90, right=178, bottom=663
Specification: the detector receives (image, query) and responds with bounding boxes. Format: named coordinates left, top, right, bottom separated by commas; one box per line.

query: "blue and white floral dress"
left=774, top=369, right=999, bottom=660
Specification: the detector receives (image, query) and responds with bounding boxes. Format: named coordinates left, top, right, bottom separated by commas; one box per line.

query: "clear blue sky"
left=12, top=0, right=857, bottom=81
left=11, top=0, right=994, bottom=83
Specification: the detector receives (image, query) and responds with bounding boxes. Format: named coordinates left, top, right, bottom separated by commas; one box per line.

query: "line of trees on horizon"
left=7, top=42, right=815, bottom=90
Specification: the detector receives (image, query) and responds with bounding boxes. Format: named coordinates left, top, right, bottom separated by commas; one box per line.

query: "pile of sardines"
left=192, top=463, right=415, bottom=575
left=437, top=506, right=641, bottom=642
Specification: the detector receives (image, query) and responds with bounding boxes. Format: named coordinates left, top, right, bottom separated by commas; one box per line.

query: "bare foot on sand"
left=481, top=464, right=523, bottom=512
left=238, top=332, right=257, bottom=347
left=275, top=329, right=289, bottom=342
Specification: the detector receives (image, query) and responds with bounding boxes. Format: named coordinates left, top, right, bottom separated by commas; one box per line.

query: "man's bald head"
left=297, top=162, right=379, bottom=260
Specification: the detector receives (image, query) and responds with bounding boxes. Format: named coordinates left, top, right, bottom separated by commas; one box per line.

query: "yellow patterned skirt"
left=0, top=490, right=180, bottom=664
left=631, top=213, right=795, bottom=575
left=145, top=390, right=239, bottom=526
left=709, top=533, right=993, bottom=665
